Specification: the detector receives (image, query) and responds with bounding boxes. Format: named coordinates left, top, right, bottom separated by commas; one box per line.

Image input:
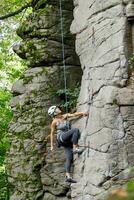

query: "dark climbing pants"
left=60, top=128, right=81, bottom=173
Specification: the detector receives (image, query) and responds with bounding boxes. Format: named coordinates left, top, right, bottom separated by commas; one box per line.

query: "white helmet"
left=48, top=105, right=57, bottom=116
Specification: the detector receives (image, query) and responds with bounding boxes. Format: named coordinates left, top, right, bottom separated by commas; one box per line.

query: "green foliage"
left=0, top=90, right=12, bottom=200
left=42, top=68, right=81, bottom=112
left=0, top=20, right=28, bottom=89
left=127, top=180, right=134, bottom=199
left=0, top=89, right=13, bottom=165
left=0, top=0, right=31, bottom=18
left=0, top=166, right=10, bottom=200
left=106, top=179, right=134, bottom=200
left=54, top=85, right=80, bottom=112
left=0, top=2, right=30, bottom=199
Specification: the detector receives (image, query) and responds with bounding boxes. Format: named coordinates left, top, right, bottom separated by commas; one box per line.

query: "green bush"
left=106, top=179, right=134, bottom=200
left=0, top=89, right=13, bottom=200
left=54, top=85, right=80, bottom=112
left=0, top=166, right=10, bottom=200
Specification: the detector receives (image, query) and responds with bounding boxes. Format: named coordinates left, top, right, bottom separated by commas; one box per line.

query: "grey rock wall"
left=70, top=0, right=134, bottom=199
left=6, top=0, right=134, bottom=199
left=6, top=0, right=81, bottom=199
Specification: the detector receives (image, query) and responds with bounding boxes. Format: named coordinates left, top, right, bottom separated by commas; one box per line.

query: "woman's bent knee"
left=72, top=128, right=79, bottom=132
left=72, top=128, right=80, bottom=137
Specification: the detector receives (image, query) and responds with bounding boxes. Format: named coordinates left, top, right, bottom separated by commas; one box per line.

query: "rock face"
left=70, top=0, right=134, bottom=199
left=6, top=0, right=134, bottom=200
left=6, top=0, right=81, bottom=200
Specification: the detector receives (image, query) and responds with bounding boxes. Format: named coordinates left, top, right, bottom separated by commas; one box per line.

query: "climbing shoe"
left=65, top=176, right=77, bottom=183
left=73, top=148, right=84, bottom=155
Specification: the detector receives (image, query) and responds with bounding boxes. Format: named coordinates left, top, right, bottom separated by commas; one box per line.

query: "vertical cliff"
left=6, top=0, right=81, bottom=199
left=71, top=0, right=134, bottom=199
left=6, top=0, right=134, bottom=200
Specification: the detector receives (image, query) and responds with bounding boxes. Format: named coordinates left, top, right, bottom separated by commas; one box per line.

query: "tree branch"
left=0, top=2, right=32, bottom=20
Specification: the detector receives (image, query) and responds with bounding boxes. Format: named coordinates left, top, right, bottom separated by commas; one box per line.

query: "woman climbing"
left=48, top=105, right=88, bottom=183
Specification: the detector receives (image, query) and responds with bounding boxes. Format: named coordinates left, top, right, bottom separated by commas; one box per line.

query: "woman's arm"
left=63, top=111, right=88, bottom=119
left=50, top=121, right=56, bottom=151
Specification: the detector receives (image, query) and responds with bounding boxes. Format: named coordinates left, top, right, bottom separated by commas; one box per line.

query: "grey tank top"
left=56, top=120, right=71, bottom=132
left=56, top=120, right=71, bottom=140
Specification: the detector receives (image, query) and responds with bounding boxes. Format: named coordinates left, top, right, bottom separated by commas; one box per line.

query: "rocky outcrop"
left=70, top=0, right=134, bottom=199
left=6, top=0, right=134, bottom=200
left=6, top=0, right=81, bottom=199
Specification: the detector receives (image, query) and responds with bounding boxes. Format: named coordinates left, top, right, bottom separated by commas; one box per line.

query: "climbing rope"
left=59, top=0, right=68, bottom=114
left=44, top=1, right=92, bottom=157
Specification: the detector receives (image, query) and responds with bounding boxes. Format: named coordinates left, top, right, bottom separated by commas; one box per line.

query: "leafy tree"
left=0, top=0, right=32, bottom=20
left=0, top=20, right=28, bottom=89
left=0, top=89, right=12, bottom=200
